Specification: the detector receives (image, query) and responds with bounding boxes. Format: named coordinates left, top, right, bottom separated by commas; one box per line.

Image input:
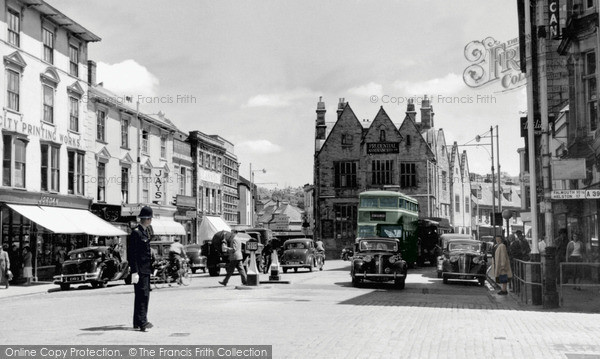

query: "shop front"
left=0, top=189, right=127, bottom=282
left=121, top=204, right=187, bottom=242
left=175, top=194, right=196, bottom=244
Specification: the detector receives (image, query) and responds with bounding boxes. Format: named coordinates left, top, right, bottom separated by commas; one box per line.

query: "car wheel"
left=437, top=271, right=442, bottom=279
left=352, top=277, right=361, bottom=287
left=202, top=268, right=207, bottom=273
left=99, top=281, right=107, bottom=288
left=394, top=278, right=405, bottom=290
left=478, top=277, right=486, bottom=286
left=442, top=275, right=448, bottom=284
left=60, top=283, right=70, bottom=291
left=208, top=267, right=220, bottom=277
left=191, top=268, right=197, bottom=274
left=309, top=259, right=314, bottom=272
left=283, top=268, right=288, bottom=273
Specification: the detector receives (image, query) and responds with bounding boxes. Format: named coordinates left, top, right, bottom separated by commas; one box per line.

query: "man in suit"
left=218, top=231, right=247, bottom=286
left=128, top=206, right=154, bottom=332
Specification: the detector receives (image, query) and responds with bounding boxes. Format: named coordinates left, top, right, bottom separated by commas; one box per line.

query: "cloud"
left=348, top=82, right=383, bottom=97
left=244, top=88, right=317, bottom=108
left=237, top=140, right=282, bottom=154
left=393, top=73, right=465, bottom=96
left=97, top=60, right=160, bottom=97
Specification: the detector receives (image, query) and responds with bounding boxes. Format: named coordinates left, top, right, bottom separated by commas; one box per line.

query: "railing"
left=558, top=262, right=600, bottom=307
left=510, top=259, right=544, bottom=305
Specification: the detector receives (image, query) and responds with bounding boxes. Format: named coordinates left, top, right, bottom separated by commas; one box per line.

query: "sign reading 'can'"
left=549, top=0, right=560, bottom=38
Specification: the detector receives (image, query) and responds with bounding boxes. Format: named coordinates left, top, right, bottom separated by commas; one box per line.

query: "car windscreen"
left=449, top=242, right=481, bottom=252
left=285, top=242, right=307, bottom=250
left=359, top=240, right=397, bottom=251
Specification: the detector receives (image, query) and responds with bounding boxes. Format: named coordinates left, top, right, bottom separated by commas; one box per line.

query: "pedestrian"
left=516, top=230, right=531, bottom=261
left=556, top=229, right=568, bottom=282
left=127, top=206, right=154, bottom=332
left=54, top=246, right=66, bottom=275
left=494, top=235, right=512, bottom=295
left=22, top=246, right=32, bottom=286
left=261, top=240, right=273, bottom=274
left=0, top=244, right=11, bottom=289
left=219, top=231, right=247, bottom=286
left=566, top=232, right=586, bottom=290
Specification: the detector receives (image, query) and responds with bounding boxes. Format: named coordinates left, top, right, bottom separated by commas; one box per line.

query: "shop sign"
left=367, top=142, right=399, bottom=154
left=38, top=195, right=59, bottom=206
left=1, top=114, right=83, bottom=148
left=520, top=116, right=541, bottom=137
left=153, top=168, right=166, bottom=201
left=549, top=0, right=560, bottom=38
left=176, top=194, right=197, bottom=208
left=174, top=214, right=190, bottom=221
left=270, top=214, right=290, bottom=231
left=370, top=212, right=386, bottom=221
left=551, top=190, right=585, bottom=199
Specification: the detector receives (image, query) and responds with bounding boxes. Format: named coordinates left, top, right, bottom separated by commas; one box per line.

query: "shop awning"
left=6, top=204, right=126, bottom=236
left=7, top=204, right=81, bottom=234
left=150, top=218, right=187, bottom=236
left=50, top=207, right=127, bottom=236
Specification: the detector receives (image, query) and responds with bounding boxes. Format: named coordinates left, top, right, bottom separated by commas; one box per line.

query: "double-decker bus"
left=357, top=190, right=419, bottom=265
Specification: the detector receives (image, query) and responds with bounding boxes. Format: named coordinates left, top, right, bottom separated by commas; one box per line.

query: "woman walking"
left=566, top=233, right=586, bottom=290
left=0, top=244, right=10, bottom=289
left=494, top=235, right=512, bottom=295
left=22, top=246, right=32, bottom=286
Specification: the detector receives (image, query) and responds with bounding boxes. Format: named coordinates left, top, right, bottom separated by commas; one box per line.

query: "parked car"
left=280, top=238, right=320, bottom=273
left=184, top=244, right=207, bottom=274
left=437, top=235, right=487, bottom=286
left=150, top=240, right=175, bottom=262
left=53, top=246, right=130, bottom=290
left=350, top=237, right=407, bottom=289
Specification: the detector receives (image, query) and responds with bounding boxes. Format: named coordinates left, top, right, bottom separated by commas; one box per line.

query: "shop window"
left=41, top=144, right=60, bottom=192
left=3, top=135, right=27, bottom=188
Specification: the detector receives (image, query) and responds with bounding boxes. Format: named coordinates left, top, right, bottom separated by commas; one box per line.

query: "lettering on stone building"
left=1, top=115, right=82, bottom=148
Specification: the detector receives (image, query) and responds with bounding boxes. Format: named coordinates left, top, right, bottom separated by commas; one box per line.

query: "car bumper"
left=53, top=272, right=101, bottom=285
left=281, top=263, right=309, bottom=268
left=353, top=272, right=406, bottom=279
left=442, top=272, right=486, bottom=280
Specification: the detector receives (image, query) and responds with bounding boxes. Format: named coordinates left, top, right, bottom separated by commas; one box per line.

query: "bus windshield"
left=360, top=198, right=379, bottom=208
left=379, top=197, right=398, bottom=208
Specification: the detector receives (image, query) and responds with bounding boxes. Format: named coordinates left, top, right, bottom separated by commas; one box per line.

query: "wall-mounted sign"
left=176, top=194, right=197, bottom=208
left=153, top=168, right=166, bottom=201
left=367, top=142, right=399, bottom=154
left=551, top=159, right=586, bottom=180
left=520, top=116, right=541, bottom=137
left=549, top=0, right=560, bottom=38
left=1, top=114, right=82, bottom=148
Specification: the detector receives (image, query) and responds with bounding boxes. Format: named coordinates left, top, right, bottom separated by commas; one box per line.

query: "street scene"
left=1, top=0, right=600, bottom=358
left=1, top=260, right=599, bottom=359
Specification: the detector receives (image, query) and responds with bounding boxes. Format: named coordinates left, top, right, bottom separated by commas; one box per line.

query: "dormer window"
left=342, top=134, right=353, bottom=146
left=42, top=28, right=54, bottom=64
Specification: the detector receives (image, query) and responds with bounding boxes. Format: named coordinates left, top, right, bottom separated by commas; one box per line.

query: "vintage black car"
left=280, top=238, right=321, bottom=273
left=437, top=236, right=487, bottom=286
left=53, top=246, right=130, bottom=290
left=350, top=237, right=407, bottom=289
left=184, top=244, right=207, bottom=274
left=203, top=231, right=254, bottom=276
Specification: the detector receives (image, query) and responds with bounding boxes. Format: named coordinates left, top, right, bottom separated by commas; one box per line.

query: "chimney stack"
left=420, top=95, right=433, bottom=129
left=406, top=98, right=417, bottom=122
left=337, top=98, right=346, bottom=118
left=87, top=60, right=97, bottom=86
left=315, top=97, right=327, bottom=152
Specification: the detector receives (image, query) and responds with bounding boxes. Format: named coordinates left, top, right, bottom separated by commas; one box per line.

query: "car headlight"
left=450, top=256, right=459, bottom=263
left=363, top=255, right=372, bottom=263
left=473, top=256, right=484, bottom=264
left=389, top=256, right=396, bottom=264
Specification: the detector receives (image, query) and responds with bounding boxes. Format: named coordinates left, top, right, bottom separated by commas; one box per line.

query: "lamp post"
left=249, top=164, right=266, bottom=227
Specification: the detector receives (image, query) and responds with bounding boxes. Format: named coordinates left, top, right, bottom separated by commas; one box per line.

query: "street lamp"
left=249, top=164, right=266, bottom=227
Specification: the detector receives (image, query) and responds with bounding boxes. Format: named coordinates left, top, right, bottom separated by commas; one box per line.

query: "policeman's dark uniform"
left=128, top=206, right=153, bottom=330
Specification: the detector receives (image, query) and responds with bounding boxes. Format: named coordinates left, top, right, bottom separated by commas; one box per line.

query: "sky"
left=49, top=0, right=525, bottom=188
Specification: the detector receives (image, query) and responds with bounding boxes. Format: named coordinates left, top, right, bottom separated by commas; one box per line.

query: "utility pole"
left=539, top=12, right=558, bottom=308
left=524, top=0, right=542, bottom=306
left=490, top=126, right=497, bottom=238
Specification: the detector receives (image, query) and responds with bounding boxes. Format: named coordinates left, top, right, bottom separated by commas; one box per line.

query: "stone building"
left=313, top=97, right=468, bottom=256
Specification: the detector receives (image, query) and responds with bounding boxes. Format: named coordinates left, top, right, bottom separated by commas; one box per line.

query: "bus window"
left=399, top=199, right=405, bottom=209
left=360, top=198, right=379, bottom=208
left=380, top=197, right=397, bottom=208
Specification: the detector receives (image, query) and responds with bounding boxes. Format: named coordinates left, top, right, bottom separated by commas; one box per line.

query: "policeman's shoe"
left=218, top=281, right=227, bottom=286
left=140, top=322, right=153, bottom=332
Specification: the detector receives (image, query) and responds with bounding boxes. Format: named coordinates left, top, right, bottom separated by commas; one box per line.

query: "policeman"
left=128, top=206, right=154, bottom=332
